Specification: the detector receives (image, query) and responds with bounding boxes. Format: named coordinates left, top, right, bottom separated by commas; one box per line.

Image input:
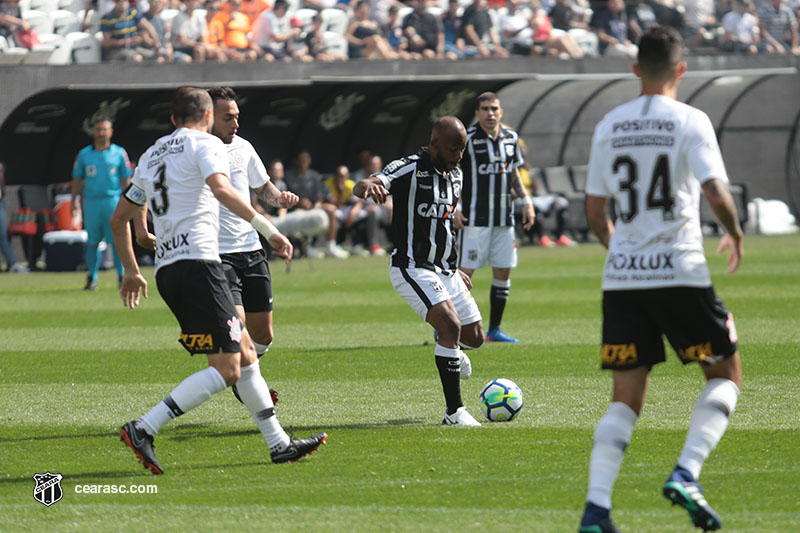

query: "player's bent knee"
left=460, top=322, right=485, bottom=349
left=212, top=361, right=241, bottom=386
left=208, top=351, right=243, bottom=386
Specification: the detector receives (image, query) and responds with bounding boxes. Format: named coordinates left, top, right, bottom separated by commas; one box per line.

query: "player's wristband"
left=250, top=214, right=279, bottom=240
left=522, top=196, right=533, bottom=206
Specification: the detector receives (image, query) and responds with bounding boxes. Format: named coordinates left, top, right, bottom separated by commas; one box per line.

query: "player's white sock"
left=677, top=378, right=739, bottom=480
left=138, top=366, right=226, bottom=436
left=236, top=360, right=290, bottom=452
left=253, top=341, right=271, bottom=358
left=586, top=401, right=638, bottom=509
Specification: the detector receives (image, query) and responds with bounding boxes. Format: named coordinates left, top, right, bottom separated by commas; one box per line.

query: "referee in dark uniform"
left=456, top=92, right=535, bottom=343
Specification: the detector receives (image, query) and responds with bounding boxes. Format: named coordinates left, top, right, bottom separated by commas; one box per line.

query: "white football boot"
left=442, top=406, right=481, bottom=426
left=459, top=351, right=472, bottom=380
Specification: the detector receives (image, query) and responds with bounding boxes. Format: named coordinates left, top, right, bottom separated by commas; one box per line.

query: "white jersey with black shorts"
left=586, top=95, right=738, bottom=370
left=458, top=124, right=524, bottom=270
left=376, top=148, right=481, bottom=325
left=125, top=127, right=242, bottom=355
left=217, top=135, right=273, bottom=313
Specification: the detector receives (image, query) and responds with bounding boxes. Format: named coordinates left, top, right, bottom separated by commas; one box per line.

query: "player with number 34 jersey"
left=586, top=95, right=728, bottom=291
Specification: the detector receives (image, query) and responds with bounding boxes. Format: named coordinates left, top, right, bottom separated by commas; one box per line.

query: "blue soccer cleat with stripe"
left=662, top=467, right=722, bottom=531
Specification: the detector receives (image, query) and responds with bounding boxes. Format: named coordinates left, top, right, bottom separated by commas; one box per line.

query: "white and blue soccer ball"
left=479, top=378, right=524, bottom=422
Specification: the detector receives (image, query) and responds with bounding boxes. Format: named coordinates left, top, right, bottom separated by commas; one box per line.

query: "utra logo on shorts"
left=33, top=472, right=63, bottom=506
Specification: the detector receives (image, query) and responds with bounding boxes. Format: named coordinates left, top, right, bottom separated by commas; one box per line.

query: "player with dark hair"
left=579, top=26, right=743, bottom=532
left=71, top=114, right=132, bottom=290
left=111, top=86, right=326, bottom=474
left=456, top=92, right=535, bottom=343
left=354, top=116, right=486, bottom=426
left=206, top=86, right=298, bottom=406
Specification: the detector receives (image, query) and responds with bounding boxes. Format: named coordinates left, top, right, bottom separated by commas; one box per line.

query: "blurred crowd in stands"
left=1, top=0, right=799, bottom=64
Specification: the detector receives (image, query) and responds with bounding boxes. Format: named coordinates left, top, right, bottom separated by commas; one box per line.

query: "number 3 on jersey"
left=614, top=154, right=674, bottom=222
left=150, top=163, right=170, bottom=216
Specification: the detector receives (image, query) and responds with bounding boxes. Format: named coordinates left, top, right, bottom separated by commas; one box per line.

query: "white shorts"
left=458, top=226, right=518, bottom=270
left=390, top=266, right=482, bottom=325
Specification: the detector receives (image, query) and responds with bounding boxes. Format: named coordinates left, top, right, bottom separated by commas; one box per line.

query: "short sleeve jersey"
left=586, top=94, right=728, bottom=290
left=100, top=7, right=143, bottom=40
left=72, top=143, right=133, bottom=199
left=171, top=10, right=208, bottom=46
left=218, top=135, right=270, bottom=254
left=375, top=148, right=461, bottom=273
left=323, top=177, right=357, bottom=206
left=126, top=128, right=229, bottom=272
left=460, top=124, right=525, bottom=227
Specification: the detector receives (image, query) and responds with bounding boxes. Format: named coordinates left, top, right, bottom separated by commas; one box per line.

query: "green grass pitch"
left=1, top=235, right=798, bottom=531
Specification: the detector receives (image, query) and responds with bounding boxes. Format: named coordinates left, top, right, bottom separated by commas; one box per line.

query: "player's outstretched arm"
left=110, top=197, right=148, bottom=308
left=354, top=177, right=389, bottom=204
left=702, top=178, right=743, bottom=274
left=586, top=194, right=613, bottom=249
left=207, top=173, right=294, bottom=262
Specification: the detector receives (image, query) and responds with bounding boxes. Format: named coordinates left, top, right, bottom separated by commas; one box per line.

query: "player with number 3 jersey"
left=110, top=87, right=326, bottom=475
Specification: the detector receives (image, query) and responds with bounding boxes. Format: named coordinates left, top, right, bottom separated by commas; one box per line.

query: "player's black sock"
left=489, top=281, right=510, bottom=331
left=435, top=355, right=462, bottom=415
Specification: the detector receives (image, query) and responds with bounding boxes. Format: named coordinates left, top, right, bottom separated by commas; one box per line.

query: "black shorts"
left=220, top=249, right=272, bottom=313
left=601, top=286, right=738, bottom=370
left=156, top=260, right=242, bottom=355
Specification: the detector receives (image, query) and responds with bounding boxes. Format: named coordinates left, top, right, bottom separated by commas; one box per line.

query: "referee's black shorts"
left=601, top=286, right=738, bottom=370
left=156, top=260, right=242, bottom=355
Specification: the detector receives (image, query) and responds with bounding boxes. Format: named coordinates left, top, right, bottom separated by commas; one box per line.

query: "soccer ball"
left=479, top=378, right=524, bottom=422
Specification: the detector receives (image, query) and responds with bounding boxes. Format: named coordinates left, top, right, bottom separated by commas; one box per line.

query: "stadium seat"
left=51, top=9, right=81, bottom=36
left=541, top=166, right=589, bottom=241
left=528, top=167, right=548, bottom=195
left=21, top=43, right=56, bottom=64
left=61, top=0, right=87, bottom=13
left=294, top=8, right=317, bottom=30
left=36, top=32, right=72, bottom=63
left=541, top=166, right=575, bottom=195
left=67, top=30, right=101, bottom=63
left=320, top=8, right=347, bottom=35
left=0, top=38, right=29, bottom=64
left=569, top=164, right=588, bottom=192
left=322, top=31, right=348, bottom=57
left=285, top=0, right=302, bottom=14
left=527, top=168, right=558, bottom=238
left=22, top=9, right=55, bottom=35
left=29, top=0, right=59, bottom=15
left=77, top=8, right=101, bottom=34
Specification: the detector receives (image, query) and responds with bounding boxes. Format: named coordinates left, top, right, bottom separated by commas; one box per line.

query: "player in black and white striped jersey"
left=456, top=92, right=535, bottom=343
left=354, top=116, right=486, bottom=426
